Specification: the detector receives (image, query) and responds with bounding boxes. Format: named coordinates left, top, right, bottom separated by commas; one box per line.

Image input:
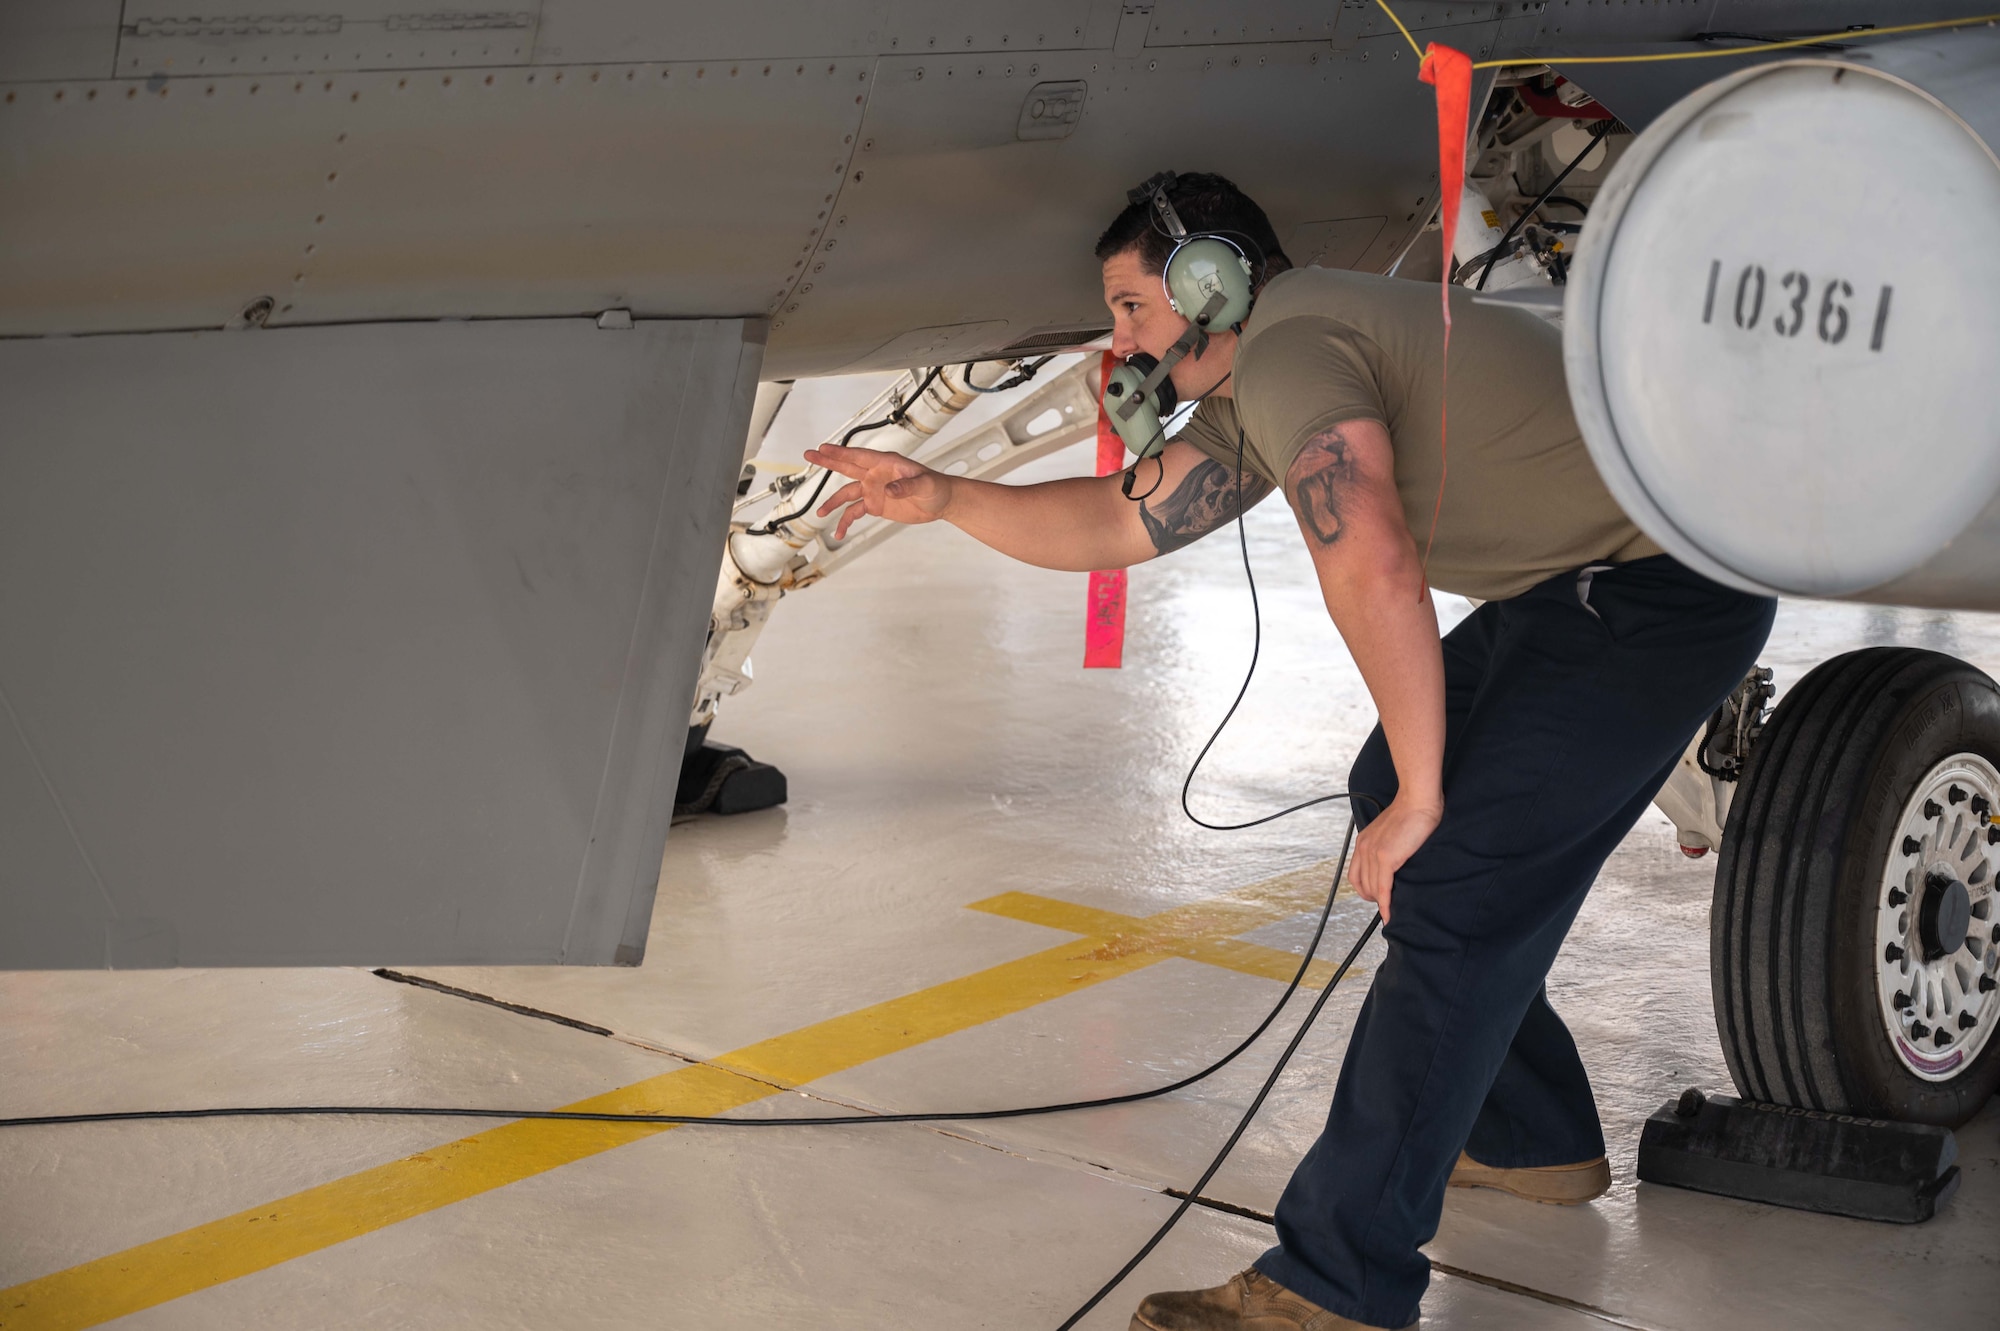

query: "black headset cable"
left=1054, top=419, right=1389, bottom=1328
left=0, top=811, right=1372, bottom=1134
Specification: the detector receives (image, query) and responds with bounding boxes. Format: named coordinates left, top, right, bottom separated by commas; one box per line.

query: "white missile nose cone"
left=1567, top=43, right=2000, bottom=606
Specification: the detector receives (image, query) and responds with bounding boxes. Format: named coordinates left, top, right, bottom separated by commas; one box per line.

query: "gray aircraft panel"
left=0, top=0, right=120, bottom=82
left=1142, top=1, right=1344, bottom=47
left=1703, top=0, right=1947, bottom=31
left=0, top=54, right=873, bottom=338
left=4, top=1, right=1988, bottom=370
left=111, top=3, right=545, bottom=77
left=1542, top=3, right=2000, bottom=134
left=0, top=316, right=761, bottom=968
left=777, top=32, right=1441, bottom=376
left=535, top=0, right=1125, bottom=65
left=1328, top=1, right=1523, bottom=50
left=0, top=1, right=1498, bottom=366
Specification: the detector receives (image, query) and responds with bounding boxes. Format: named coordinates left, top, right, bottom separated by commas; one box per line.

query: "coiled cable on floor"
left=0, top=838, right=1371, bottom=1134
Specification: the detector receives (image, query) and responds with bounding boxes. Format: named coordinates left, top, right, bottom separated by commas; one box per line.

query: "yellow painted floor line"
left=967, top=881, right=1350, bottom=991
left=0, top=860, right=1355, bottom=1331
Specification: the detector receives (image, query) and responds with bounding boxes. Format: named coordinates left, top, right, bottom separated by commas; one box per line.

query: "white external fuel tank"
left=1564, top=27, right=2000, bottom=610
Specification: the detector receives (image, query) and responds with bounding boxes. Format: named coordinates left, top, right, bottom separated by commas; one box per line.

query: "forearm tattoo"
left=1139, top=458, right=1275, bottom=556
left=1287, top=426, right=1362, bottom=548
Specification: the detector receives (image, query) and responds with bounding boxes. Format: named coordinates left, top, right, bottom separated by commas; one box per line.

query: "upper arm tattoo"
left=1286, top=426, right=1363, bottom=549
left=1139, top=458, right=1275, bottom=556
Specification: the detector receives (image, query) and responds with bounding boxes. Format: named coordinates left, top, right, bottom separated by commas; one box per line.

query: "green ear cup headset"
left=1103, top=351, right=1179, bottom=463
left=1101, top=172, right=1260, bottom=481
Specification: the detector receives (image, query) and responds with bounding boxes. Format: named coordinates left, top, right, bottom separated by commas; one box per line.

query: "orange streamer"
left=1087, top=351, right=1127, bottom=668
left=1416, top=41, right=1472, bottom=591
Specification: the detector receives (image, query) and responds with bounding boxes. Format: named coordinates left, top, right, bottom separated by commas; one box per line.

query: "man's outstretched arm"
left=806, top=437, right=1272, bottom=573
left=1284, top=419, right=1446, bottom=921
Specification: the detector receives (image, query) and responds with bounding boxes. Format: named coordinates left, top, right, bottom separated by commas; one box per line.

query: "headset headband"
left=1127, top=171, right=1269, bottom=285
left=1129, top=171, right=1189, bottom=240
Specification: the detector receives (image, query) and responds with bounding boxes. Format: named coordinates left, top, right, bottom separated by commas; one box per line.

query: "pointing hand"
left=805, top=444, right=955, bottom=540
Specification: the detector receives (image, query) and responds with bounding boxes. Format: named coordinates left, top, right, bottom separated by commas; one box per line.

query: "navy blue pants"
left=1255, top=557, right=1775, bottom=1328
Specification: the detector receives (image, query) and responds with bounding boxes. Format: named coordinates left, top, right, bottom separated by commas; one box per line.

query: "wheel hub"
left=1918, top=872, right=1972, bottom=960
left=1876, top=755, right=2000, bottom=1080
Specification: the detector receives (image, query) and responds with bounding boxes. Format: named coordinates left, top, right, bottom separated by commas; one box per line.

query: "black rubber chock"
left=1637, top=1088, right=1959, bottom=1224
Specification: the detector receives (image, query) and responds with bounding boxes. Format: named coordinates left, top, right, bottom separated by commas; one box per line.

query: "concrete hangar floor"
left=4, top=376, right=1998, bottom=1331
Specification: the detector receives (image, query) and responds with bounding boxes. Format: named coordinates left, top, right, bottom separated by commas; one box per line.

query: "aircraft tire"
left=1713, top=646, right=2000, bottom=1128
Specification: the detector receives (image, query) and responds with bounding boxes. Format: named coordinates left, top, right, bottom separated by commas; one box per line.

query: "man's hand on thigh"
left=1352, top=796, right=1442, bottom=923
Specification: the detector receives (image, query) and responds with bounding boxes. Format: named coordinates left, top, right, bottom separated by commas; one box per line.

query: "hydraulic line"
left=960, top=354, right=1056, bottom=393
left=1475, top=119, right=1614, bottom=291
left=742, top=365, right=945, bottom=537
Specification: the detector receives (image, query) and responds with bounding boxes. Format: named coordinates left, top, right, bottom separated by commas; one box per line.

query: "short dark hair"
left=1093, top=171, right=1292, bottom=290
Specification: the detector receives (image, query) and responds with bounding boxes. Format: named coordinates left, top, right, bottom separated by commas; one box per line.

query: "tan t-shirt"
left=1177, top=266, right=1661, bottom=601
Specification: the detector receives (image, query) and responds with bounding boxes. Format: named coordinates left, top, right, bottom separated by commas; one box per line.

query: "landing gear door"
left=0, top=317, right=764, bottom=968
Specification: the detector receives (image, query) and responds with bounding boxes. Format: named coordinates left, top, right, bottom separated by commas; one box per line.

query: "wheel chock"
left=674, top=725, right=787, bottom=818
left=1637, top=1087, right=1959, bottom=1223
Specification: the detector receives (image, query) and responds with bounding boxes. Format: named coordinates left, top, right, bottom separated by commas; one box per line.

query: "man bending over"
left=805, top=173, right=1773, bottom=1331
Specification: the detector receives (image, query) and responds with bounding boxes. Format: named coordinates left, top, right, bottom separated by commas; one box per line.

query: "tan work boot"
left=1447, top=1150, right=1611, bottom=1204
left=1130, top=1268, right=1413, bottom=1330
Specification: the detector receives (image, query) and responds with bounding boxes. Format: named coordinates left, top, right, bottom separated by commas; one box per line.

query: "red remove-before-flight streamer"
left=1086, top=350, right=1128, bottom=669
